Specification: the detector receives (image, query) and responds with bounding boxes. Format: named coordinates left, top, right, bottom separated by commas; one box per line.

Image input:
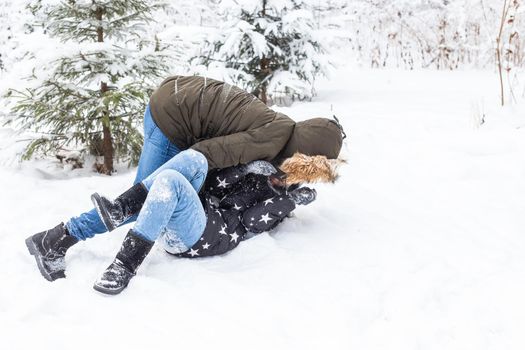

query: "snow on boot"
left=93, top=230, right=153, bottom=295
left=25, top=223, right=78, bottom=281
left=91, top=183, right=148, bottom=232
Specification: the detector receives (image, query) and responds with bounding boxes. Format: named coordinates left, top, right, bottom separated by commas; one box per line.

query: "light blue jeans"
left=66, top=105, right=192, bottom=242
left=134, top=149, right=207, bottom=252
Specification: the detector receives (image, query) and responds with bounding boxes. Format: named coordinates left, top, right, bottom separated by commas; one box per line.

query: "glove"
left=289, top=187, right=317, bottom=206
left=244, top=160, right=277, bottom=176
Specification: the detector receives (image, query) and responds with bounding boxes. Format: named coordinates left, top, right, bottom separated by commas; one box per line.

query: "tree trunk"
left=496, top=39, right=505, bottom=106
left=100, top=82, right=114, bottom=174
left=496, top=0, right=509, bottom=107
left=96, top=6, right=114, bottom=174
left=260, top=57, right=269, bottom=105
left=259, top=0, right=269, bottom=105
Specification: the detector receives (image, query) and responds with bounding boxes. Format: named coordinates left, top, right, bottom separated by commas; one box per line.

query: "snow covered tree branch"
left=6, top=0, right=174, bottom=173
left=196, top=0, right=331, bottom=106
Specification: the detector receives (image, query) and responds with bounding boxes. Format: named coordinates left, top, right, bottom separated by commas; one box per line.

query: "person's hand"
left=244, top=160, right=277, bottom=176
left=289, top=187, right=317, bottom=205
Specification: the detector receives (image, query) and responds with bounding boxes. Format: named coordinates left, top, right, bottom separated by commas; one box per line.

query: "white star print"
left=233, top=203, right=242, bottom=210
left=259, top=213, right=272, bottom=224
left=230, top=232, right=239, bottom=243
left=188, top=248, right=199, bottom=257
left=217, top=177, right=229, bottom=188
left=278, top=211, right=282, bottom=215
left=251, top=217, right=255, bottom=221
left=219, top=225, right=228, bottom=235
left=202, top=242, right=210, bottom=250
left=263, top=198, right=274, bottom=206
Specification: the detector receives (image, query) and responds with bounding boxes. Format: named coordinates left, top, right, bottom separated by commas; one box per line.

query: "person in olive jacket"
left=24, top=75, right=345, bottom=292
left=149, top=75, right=343, bottom=169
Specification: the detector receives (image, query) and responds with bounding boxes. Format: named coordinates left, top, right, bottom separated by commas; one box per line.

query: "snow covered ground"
left=1, top=66, right=525, bottom=350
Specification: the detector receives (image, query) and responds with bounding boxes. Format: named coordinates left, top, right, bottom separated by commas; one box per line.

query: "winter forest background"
left=0, top=0, right=524, bottom=170
left=1, top=1, right=525, bottom=350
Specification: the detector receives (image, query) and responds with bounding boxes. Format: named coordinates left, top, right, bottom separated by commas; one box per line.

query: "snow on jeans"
left=133, top=151, right=208, bottom=253
left=66, top=106, right=206, bottom=253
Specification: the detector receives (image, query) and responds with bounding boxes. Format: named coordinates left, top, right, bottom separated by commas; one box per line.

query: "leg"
left=66, top=106, right=181, bottom=240
left=141, top=149, right=208, bottom=193
left=132, top=105, right=183, bottom=184
left=93, top=167, right=207, bottom=295
left=91, top=149, right=208, bottom=232
left=135, top=168, right=207, bottom=247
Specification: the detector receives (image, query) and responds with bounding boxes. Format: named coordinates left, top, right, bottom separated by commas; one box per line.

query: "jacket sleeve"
left=205, top=165, right=247, bottom=198
left=241, top=194, right=296, bottom=234
left=190, top=113, right=295, bottom=170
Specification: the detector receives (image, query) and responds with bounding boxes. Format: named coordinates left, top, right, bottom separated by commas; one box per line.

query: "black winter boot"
left=93, top=230, right=154, bottom=295
left=91, top=183, right=148, bottom=232
left=25, top=223, right=79, bottom=281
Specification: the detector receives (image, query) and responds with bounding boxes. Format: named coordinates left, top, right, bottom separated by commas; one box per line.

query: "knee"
left=180, top=149, right=208, bottom=177
left=153, top=169, right=186, bottom=193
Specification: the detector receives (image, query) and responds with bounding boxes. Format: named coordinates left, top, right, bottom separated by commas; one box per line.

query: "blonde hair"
left=279, top=153, right=345, bottom=185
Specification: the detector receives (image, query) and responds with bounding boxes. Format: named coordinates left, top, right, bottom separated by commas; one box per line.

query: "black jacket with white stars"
left=173, top=166, right=297, bottom=258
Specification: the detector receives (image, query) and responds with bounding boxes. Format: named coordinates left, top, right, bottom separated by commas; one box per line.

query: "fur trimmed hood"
left=279, top=153, right=344, bottom=185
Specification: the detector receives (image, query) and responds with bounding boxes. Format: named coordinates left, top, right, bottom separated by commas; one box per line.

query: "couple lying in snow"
left=25, top=75, right=346, bottom=295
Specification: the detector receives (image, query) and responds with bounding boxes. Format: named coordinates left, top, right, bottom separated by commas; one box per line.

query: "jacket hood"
left=279, top=153, right=344, bottom=185
left=279, top=118, right=343, bottom=160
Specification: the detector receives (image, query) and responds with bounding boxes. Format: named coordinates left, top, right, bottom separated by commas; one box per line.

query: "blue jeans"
left=66, top=105, right=183, bottom=240
left=135, top=150, right=207, bottom=252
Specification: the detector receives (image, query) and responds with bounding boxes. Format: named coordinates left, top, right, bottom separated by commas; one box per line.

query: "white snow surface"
left=1, top=67, right=525, bottom=350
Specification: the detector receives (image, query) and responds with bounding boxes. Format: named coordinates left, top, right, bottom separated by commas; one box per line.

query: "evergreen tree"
left=197, top=0, right=329, bottom=105
left=7, top=0, right=171, bottom=174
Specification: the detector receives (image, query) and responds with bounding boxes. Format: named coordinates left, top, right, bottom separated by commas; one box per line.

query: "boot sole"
left=93, top=282, right=127, bottom=295
left=25, top=237, right=64, bottom=282
left=91, top=193, right=116, bottom=232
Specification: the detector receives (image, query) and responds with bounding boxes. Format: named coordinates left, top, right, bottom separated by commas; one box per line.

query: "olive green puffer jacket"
left=149, top=75, right=342, bottom=169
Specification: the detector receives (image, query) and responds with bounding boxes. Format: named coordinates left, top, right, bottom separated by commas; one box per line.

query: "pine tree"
left=7, top=0, right=171, bottom=174
left=197, top=0, right=329, bottom=105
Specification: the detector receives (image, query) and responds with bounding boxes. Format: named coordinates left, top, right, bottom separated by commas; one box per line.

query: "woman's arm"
left=241, top=194, right=296, bottom=234
left=191, top=114, right=295, bottom=170
left=205, top=161, right=278, bottom=199
left=240, top=186, right=317, bottom=234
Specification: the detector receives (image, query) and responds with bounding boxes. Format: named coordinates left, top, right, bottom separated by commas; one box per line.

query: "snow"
left=1, top=66, right=525, bottom=349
